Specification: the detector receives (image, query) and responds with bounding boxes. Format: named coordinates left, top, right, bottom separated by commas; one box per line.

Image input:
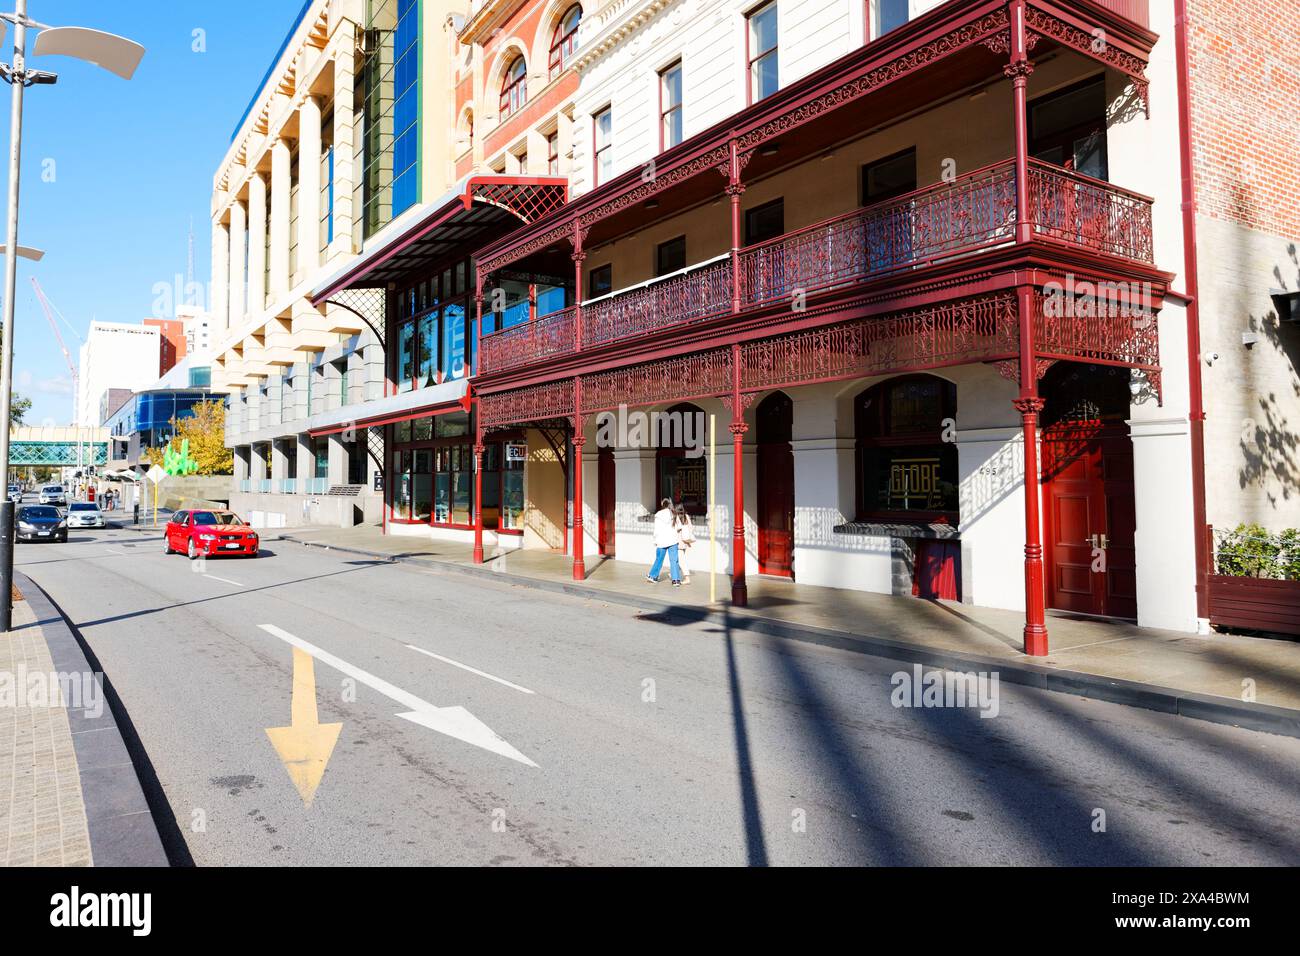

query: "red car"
left=164, top=509, right=260, bottom=559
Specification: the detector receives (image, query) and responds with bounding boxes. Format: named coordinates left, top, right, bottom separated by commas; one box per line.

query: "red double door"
left=757, top=393, right=794, bottom=577
left=1041, top=422, right=1137, bottom=620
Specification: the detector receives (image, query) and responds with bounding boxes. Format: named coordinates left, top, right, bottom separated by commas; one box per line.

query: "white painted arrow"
left=258, top=624, right=538, bottom=768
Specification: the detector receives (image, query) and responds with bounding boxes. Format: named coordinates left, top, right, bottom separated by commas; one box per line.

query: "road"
left=16, top=520, right=1300, bottom=866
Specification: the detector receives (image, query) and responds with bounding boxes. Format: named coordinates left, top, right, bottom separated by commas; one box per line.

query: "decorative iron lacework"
left=1031, top=289, right=1162, bottom=402
left=579, top=348, right=734, bottom=415
left=736, top=8, right=1011, bottom=153
left=1024, top=6, right=1149, bottom=111
left=742, top=293, right=1019, bottom=391
left=323, top=286, right=386, bottom=343
left=478, top=378, right=575, bottom=429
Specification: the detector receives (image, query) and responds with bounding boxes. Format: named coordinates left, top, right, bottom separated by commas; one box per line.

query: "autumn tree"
left=144, top=399, right=233, bottom=475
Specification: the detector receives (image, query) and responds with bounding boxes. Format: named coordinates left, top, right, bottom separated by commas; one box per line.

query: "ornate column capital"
left=1012, top=396, right=1046, bottom=416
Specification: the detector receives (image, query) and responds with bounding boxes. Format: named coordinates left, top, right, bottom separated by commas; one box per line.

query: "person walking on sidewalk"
left=646, top=498, right=682, bottom=587
left=674, top=504, right=695, bottom=585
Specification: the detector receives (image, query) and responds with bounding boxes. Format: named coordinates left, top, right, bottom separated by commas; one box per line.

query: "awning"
left=311, top=175, right=567, bottom=304
left=307, top=378, right=472, bottom=436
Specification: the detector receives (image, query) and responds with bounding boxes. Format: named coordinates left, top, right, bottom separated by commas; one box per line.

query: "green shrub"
left=1216, top=523, right=1300, bottom=580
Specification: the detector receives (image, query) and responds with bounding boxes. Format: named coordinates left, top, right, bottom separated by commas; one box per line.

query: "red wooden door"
left=1042, top=424, right=1137, bottom=619
left=756, top=392, right=794, bottom=577
left=598, top=447, right=616, bottom=557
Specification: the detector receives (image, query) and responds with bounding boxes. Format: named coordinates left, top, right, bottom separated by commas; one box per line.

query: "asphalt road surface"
left=16, top=523, right=1300, bottom=866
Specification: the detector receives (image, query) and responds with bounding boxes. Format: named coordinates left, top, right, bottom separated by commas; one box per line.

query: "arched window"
left=499, top=54, right=527, bottom=119
left=855, top=375, right=958, bottom=521
left=549, top=5, right=582, bottom=80
left=655, top=402, right=707, bottom=516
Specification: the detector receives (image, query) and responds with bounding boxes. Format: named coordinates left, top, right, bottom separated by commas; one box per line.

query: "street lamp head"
left=31, top=26, right=145, bottom=81
left=0, top=244, right=44, bottom=261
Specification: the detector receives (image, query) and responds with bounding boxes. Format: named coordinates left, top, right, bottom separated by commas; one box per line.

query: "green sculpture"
left=162, top=438, right=199, bottom=476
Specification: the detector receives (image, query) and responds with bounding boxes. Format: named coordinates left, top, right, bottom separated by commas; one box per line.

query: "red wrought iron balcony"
left=477, top=157, right=1154, bottom=376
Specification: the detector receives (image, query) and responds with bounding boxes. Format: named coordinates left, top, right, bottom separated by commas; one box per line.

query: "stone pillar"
left=298, top=95, right=323, bottom=277
left=211, top=218, right=229, bottom=332
left=271, top=438, right=290, bottom=483
left=228, top=199, right=247, bottom=325
left=327, top=432, right=347, bottom=486
left=331, top=36, right=357, bottom=257
left=269, top=137, right=291, bottom=299
left=234, top=446, right=250, bottom=482
left=247, top=172, right=267, bottom=316
left=251, top=443, right=268, bottom=482
left=296, top=433, right=316, bottom=488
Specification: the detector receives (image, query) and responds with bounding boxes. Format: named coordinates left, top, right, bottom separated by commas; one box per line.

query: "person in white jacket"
left=673, top=504, right=696, bottom=585
left=646, top=498, right=682, bottom=586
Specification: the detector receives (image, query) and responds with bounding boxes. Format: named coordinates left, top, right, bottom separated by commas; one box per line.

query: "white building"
left=76, top=321, right=162, bottom=426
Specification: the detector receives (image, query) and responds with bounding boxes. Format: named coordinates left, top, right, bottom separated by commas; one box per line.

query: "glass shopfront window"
left=393, top=257, right=474, bottom=390
left=855, top=375, right=958, bottom=521
left=389, top=411, right=513, bottom=529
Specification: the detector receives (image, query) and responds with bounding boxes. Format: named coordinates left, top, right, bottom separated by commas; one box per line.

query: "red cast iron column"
left=730, top=344, right=748, bottom=606
left=1015, top=285, right=1048, bottom=656
left=472, top=429, right=485, bottom=564
left=572, top=220, right=585, bottom=350
left=572, top=379, right=586, bottom=580
left=1008, top=0, right=1035, bottom=244
left=727, top=140, right=745, bottom=312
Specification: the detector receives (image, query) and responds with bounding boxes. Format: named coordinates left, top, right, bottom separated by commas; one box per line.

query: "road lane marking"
left=202, top=574, right=244, bottom=587
left=258, top=624, right=537, bottom=767
left=405, top=644, right=535, bottom=695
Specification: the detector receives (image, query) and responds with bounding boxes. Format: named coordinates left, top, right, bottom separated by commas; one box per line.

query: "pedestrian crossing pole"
left=709, top=413, right=716, bottom=604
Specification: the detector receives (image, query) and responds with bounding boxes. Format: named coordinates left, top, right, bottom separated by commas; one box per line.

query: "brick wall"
left=1185, top=0, right=1300, bottom=236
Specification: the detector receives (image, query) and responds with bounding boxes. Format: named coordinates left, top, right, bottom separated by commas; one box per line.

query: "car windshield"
left=42, top=486, right=61, bottom=493
left=69, top=503, right=99, bottom=512
left=21, top=507, right=58, bottom=519
left=192, top=512, right=243, bottom=526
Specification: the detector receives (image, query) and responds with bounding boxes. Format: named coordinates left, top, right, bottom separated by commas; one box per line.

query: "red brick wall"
left=1185, top=0, right=1300, bottom=237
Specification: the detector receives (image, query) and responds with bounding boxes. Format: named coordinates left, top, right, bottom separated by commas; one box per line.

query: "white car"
left=6, top=486, right=20, bottom=503
left=39, top=485, right=66, bottom=506
left=66, top=501, right=105, bottom=529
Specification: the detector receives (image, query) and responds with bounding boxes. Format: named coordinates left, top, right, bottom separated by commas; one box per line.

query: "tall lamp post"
left=0, top=0, right=143, bottom=631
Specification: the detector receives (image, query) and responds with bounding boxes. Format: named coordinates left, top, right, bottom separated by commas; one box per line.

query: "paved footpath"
left=0, top=595, right=93, bottom=866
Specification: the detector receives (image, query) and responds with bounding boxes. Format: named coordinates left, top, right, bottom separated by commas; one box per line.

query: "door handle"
left=1087, top=533, right=1109, bottom=549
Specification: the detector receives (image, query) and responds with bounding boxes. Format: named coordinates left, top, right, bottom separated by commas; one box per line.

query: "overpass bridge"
left=8, top=425, right=108, bottom=467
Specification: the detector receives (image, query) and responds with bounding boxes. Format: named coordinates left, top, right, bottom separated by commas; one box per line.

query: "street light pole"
left=0, top=1, right=143, bottom=630
left=0, top=0, right=28, bottom=630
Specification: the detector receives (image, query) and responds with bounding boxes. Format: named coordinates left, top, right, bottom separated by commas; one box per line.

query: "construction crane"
left=30, top=277, right=89, bottom=478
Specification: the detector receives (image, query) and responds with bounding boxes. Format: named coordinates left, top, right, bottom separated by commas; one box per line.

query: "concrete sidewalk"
left=279, top=522, right=1300, bottom=737
left=0, top=574, right=168, bottom=867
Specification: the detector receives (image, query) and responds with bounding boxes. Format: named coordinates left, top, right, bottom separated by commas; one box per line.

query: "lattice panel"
left=10, top=442, right=109, bottom=466
left=471, top=181, right=567, bottom=224
left=325, top=286, right=386, bottom=342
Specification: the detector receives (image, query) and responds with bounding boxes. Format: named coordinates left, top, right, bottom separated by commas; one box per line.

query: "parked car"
left=14, top=505, right=67, bottom=543
left=66, top=501, right=106, bottom=529
left=163, top=509, right=259, bottom=559
left=38, top=484, right=66, bottom=506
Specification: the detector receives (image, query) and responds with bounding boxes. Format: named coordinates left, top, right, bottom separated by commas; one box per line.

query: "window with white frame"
left=748, top=2, right=778, bottom=103
left=660, top=60, right=683, bottom=149
left=593, top=106, right=613, bottom=186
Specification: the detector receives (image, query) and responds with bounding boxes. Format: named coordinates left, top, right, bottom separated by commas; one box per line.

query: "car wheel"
left=187, top=539, right=198, bottom=560
left=163, top=536, right=173, bottom=555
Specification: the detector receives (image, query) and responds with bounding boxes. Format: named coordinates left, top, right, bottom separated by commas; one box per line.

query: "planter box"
left=1208, top=575, right=1300, bottom=637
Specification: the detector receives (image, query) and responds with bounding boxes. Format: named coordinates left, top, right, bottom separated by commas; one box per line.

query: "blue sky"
left=1, top=0, right=304, bottom=425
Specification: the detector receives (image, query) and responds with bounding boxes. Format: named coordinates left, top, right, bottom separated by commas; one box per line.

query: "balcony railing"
left=476, top=158, right=1153, bottom=375
left=480, top=307, right=575, bottom=375
left=583, top=255, right=732, bottom=348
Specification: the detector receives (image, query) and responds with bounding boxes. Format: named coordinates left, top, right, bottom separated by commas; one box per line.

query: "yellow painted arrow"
left=265, top=648, right=342, bottom=808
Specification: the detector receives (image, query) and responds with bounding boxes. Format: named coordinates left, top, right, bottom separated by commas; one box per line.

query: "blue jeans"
left=648, top=544, right=680, bottom=583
